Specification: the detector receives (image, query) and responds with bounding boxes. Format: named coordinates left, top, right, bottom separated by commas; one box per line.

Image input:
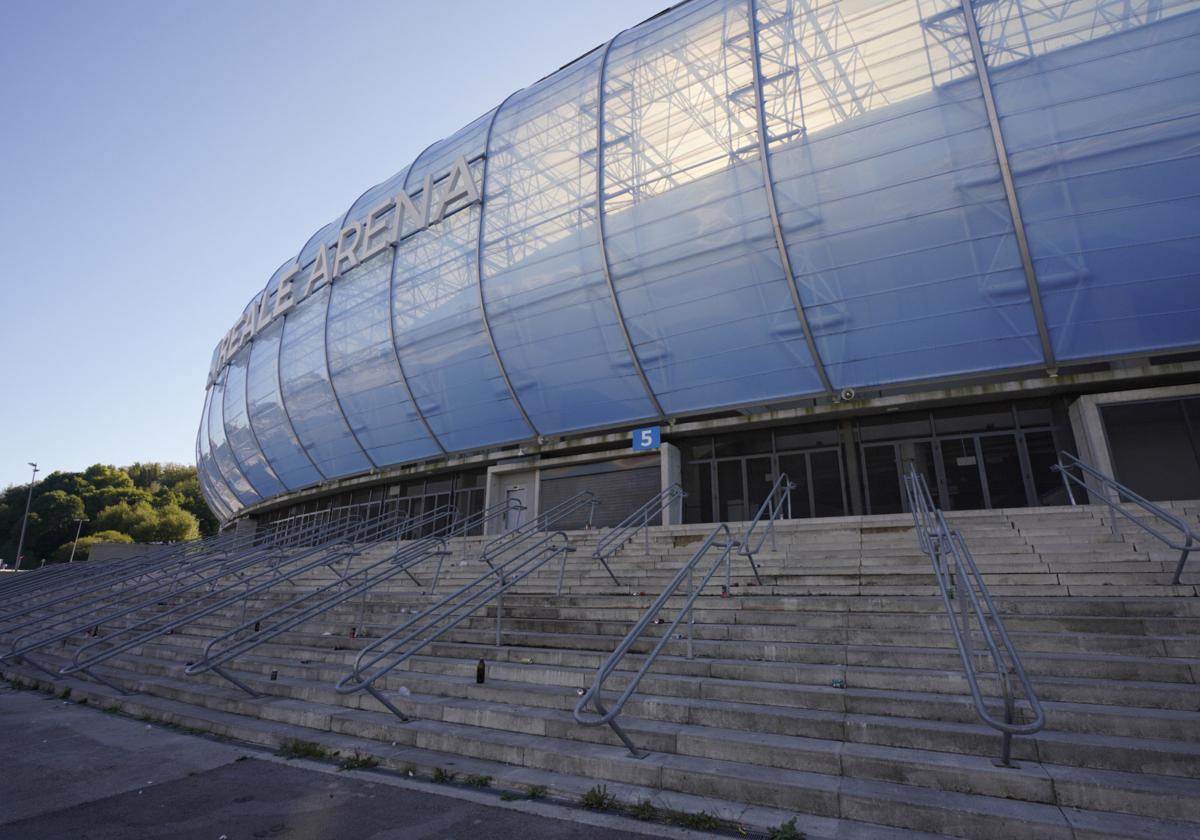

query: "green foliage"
left=275, top=738, right=329, bottom=760
left=664, top=810, right=736, bottom=831
left=581, top=784, right=616, bottom=811
left=336, top=751, right=379, bottom=771
left=463, top=774, right=492, bottom=788
left=525, top=784, right=548, bottom=800
left=629, top=800, right=658, bottom=821
left=768, top=817, right=805, bottom=840
left=95, top=500, right=198, bottom=543
left=0, top=462, right=214, bottom=567
left=432, top=767, right=457, bottom=783
left=52, top=530, right=133, bottom=563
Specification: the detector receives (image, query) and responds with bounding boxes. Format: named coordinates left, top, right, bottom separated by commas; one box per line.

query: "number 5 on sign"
left=632, top=426, right=660, bottom=451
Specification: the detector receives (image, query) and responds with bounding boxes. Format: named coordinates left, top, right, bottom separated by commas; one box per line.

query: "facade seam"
left=322, top=274, right=380, bottom=470
left=476, top=91, right=541, bottom=438
left=235, top=343, right=285, bottom=494
left=206, top=373, right=256, bottom=508
left=196, top=390, right=234, bottom=521
left=748, top=0, right=835, bottom=396
left=274, top=291, right=330, bottom=482
left=596, top=30, right=668, bottom=420
left=218, top=371, right=267, bottom=499
left=958, top=0, right=1057, bottom=374
left=389, top=147, right=451, bottom=455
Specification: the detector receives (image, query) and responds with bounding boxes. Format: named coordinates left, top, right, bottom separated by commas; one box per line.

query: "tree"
left=29, top=490, right=85, bottom=560
left=2, top=462, right=215, bottom=565
left=153, top=503, right=200, bottom=542
left=95, top=499, right=200, bottom=543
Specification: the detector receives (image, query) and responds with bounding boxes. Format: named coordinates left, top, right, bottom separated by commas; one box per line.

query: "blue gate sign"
left=632, top=426, right=661, bottom=451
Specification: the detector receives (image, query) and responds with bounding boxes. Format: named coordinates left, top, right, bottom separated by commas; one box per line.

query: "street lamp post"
left=67, top=517, right=89, bottom=564
left=13, top=462, right=39, bottom=572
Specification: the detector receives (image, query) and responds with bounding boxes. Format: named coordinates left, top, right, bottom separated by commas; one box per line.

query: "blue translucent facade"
left=199, top=0, right=1200, bottom=520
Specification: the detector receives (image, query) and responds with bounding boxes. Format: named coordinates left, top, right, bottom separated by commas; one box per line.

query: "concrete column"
left=660, top=441, right=682, bottom=525
left=1067, top=383, right=1200, bottom=505
left=233, top=517, right=258, bottom=540
left=839, top=420, right=864, bottom=516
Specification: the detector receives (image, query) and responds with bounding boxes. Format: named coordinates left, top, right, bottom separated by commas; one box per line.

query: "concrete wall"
left=88, top=543, right=158, bottom=563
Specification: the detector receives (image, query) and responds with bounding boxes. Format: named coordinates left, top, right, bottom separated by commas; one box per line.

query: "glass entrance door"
left=939, top=436, right=986, bottom=510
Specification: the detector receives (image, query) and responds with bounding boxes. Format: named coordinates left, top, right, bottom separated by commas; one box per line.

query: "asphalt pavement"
left=0, top=685, right=710, bottom=840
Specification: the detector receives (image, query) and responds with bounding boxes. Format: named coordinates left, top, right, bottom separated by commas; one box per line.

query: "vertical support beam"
left=958, top=0, right=1057, bottom=375
left=476, top=94, right=541, bottom=437
left=596, top=31, right=667, bottom=420
left=322, top=278, right=380, bottom=469
left=747, top=0, right=835, bottom=396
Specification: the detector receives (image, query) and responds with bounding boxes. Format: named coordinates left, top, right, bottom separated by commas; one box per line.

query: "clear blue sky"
left=0, top=0, right=668, bottom=489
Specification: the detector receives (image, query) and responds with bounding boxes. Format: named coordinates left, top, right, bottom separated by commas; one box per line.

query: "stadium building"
left=196, top=0, right=1200, bottom=531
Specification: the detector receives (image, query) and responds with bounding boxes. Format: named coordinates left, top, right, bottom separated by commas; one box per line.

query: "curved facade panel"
left=207, top=371, right=261, bottom=507
left=278, top=284, right=374, bottom=478
left=245, top=319, right=324, bottom=490
left=481, top=50, right=657, bottom=431
left=603, top=0, right=826, bottom=413
left=327, top=250, right=442, bottom=465
left=222, top=347, right=286, bottom=498
left=198, top=387, right=242, bottom=516
left=759, top=0, right=1044, bottom=388
left=392, top=113, right=536, bottom=451
left=199, top=0, right=1200, bottom=520
left=980, top=0, right=1200, bottom=361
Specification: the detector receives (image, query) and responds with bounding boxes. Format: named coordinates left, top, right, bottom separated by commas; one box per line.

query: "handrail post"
left=1056, top=459, right=1076, bottom=506
left=556, top=548, right=568, bottom=597
left=495, top=589, right=503, bottom=648
left=1174, top=540, right=1193, bottom=586
left=686, top=564, right=694, bottom=660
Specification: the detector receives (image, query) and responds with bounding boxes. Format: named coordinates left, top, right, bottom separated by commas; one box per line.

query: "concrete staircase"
left=3, top=503, right=1199, bottom=839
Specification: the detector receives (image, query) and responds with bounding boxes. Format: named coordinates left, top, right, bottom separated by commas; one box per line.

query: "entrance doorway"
left=504, top=486, right=527, bottom=530
left=680, top=399, right=1074, bottom=523
left=682, top=424, right=851, bottom=523
left=859, top=402, right=1072, bottom=513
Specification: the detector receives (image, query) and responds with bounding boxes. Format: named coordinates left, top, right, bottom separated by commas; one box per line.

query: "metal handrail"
left=0, top=532, right=242, bottom=625
left=183, top=500, right=522, bottom=695
left=1052, top=451, right=1196, bottom=584
left=592, top=484, right=685, bottom=583
left=1, top=534, right=289, bottom=662
left=904, top=465, right=1044, bottom=766
left=574, top=523, right=740, bottom=757
left=335, top=531, right=577, bottom=720
left=0, top=564, right=75, bottom=600
left=480, top=491, right=598, bottom=567
left=738, top=474, right=796, bottom=583
left=2, top=497, right=439, bottom=664
left=0, top=503, right=404, bottom=660
left=54, top=506, right=407, bottom=689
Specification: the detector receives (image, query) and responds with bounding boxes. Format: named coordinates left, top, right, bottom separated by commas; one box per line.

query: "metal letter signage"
left=631, top=426, right=661, bottom=452
left=207, top=155, right=482, bottom=386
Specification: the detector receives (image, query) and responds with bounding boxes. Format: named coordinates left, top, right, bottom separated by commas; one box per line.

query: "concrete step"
left=7, top=657, right=1198, bottom=839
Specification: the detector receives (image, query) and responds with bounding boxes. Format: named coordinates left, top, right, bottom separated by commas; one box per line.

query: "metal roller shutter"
left=539, top=457, right=660, bottom=529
